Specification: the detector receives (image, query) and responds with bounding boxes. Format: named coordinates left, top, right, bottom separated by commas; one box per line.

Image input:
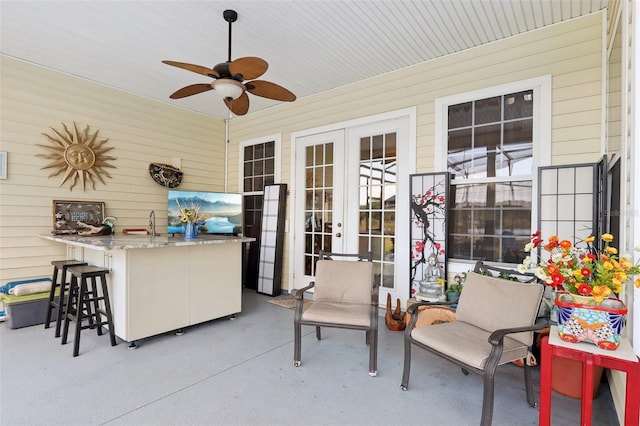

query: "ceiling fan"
left=162, top=9, right=296, bottom=116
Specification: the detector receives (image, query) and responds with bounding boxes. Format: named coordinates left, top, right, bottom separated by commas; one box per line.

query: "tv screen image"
left=167, top=190, right=243, bottom=235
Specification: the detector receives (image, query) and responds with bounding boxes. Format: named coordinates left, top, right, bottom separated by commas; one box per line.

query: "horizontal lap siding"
left=0, top=57, right=224, bottom=283
left=228, top=13, right=604, bottom=292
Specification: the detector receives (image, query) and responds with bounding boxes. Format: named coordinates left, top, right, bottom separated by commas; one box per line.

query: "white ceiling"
left=1, top=0, right=607, bottom=120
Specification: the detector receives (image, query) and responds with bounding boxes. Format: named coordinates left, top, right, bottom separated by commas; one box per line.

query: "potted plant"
left=446, top=274, right=464, bottom=302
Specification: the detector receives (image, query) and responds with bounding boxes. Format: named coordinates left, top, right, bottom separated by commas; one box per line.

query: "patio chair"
left=400, top=261, right=547, bottom=426
left=293, top=251, right=378, bottom=376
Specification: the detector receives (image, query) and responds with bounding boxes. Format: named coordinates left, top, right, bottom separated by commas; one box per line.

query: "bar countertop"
left=39, top=233, right=255, bottom=251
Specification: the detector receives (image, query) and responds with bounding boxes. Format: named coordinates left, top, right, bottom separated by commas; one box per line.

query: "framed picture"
left=52, top=200, right=105, bottom=231
left=0, top=152, right=6, bottom=179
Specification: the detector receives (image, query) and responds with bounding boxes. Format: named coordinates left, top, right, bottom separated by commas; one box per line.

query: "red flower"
left=580, top=268, right=591, bottom=277
left=576, top=283, right=592, bottom=296
left=551, top=272, right=565, bottom=285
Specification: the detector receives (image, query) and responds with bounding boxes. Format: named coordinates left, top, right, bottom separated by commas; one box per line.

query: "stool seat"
left=61, top=265, right=116, bottom=356
left=45, top=260, right=87, bottom=337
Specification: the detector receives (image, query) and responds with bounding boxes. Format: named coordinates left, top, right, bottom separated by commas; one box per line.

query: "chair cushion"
left=455, top=271, right=543, bottom=346
left=302, top=301, right=371, bottom=327
left=313, top=260, right=374, bottom=304
left=411, top=321, right=529, bottom=370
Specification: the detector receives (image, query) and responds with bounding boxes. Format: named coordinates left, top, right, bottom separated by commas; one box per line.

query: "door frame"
left=289, top=107, right=417, bottom=306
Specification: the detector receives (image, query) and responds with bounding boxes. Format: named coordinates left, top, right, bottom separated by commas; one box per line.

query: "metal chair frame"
left=400, top=261, right=548, bottom=426
left=293, top=250, right=379, bottom=376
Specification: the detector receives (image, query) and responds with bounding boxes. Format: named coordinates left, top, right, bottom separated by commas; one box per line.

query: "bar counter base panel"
left=39, top=234, right=253, bottom=344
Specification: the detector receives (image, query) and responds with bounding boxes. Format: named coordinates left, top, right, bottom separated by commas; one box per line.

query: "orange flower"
left=559, top=240, right=573, bottom=250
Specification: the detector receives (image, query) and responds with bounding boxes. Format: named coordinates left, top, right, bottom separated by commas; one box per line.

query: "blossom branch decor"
left=518, top=231, right=640, bottom=303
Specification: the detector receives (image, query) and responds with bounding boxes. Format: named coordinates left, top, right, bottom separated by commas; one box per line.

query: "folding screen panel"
left=538, top=158, right=607, bottom=245
left=409, top=172, right=449, bottom=297
left=257, top=184, right=287, bottom=296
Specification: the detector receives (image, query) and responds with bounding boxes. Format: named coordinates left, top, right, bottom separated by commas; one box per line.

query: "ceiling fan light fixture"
left=212, top=79, right=245, bottom=100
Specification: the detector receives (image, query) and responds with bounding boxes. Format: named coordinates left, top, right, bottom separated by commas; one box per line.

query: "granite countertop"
left=39, top=234, right=255, bottom=251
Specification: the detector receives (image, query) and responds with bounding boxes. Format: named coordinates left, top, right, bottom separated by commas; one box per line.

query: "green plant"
left=447, top=273, right=465, bottom=293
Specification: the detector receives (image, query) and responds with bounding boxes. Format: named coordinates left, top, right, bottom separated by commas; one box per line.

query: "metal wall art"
left=38, top=122, right=116, bottom=191
left=149, top=163, right=183, bottom=188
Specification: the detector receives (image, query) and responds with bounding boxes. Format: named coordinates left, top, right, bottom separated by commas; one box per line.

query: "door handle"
left=335, top=232, right=342, bottom=237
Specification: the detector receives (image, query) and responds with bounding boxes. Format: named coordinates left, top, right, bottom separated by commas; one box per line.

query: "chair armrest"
left=293, top=282, right=315, bottom=299
left=406, top=300, right=456, bottom=315
left=488, top=319, right=549, bottom=346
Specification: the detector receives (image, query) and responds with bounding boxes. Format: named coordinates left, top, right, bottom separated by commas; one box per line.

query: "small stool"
left=61, top=265, right=117, bottom=357
left=44, top=260, right=87, bottom=337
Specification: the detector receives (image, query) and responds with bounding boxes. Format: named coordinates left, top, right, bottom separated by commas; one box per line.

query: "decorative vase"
left=446, top=291, right=460, bottom=302
left=568, top=293, right=598, bottom=306
left=555, top=291, right=627, bottom=350
left=184, top=222, right=197, bottom=239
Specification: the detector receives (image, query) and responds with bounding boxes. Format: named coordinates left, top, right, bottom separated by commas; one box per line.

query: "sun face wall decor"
left=38, top=122, right=116, bottom=191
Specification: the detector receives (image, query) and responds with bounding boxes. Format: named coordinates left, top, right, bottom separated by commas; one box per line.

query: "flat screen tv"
left=167, top=190, right=243, bottom=235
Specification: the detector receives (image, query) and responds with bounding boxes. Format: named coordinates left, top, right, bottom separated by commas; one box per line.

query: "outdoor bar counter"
left=39, top=233, right=254, bottom=345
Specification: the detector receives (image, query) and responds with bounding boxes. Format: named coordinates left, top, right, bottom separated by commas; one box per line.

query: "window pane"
left=385, top=133, right=397, bottom=157
left=448, top=101, right=472, bottom=129
left=448, top=182, right=531, bottom=263
left=360, top=137, right=370, bottom=161
left=475, top=96, right=501, bottom=125
left=244, top=146, right=254, bottom=161
left=264, top=141, right=275, bottom=157
left=505, top=90, right=533, bottom=120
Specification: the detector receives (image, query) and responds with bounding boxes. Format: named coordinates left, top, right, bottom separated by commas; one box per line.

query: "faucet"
left=149, top=210, right=156, bottom=237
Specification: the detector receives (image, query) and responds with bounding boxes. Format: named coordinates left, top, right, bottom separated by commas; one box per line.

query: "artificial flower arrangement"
left=518, top=231, right=640, bottom=303
left=175, top=199, right=202, bottom=224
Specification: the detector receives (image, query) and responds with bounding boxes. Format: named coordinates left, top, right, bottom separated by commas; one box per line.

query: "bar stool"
left=44, top=260, right=87, bottom=338
left=61, top=265, right=117, bottom=357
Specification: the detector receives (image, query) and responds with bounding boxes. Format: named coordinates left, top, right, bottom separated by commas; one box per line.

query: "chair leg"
left=72, top=278, right=88, bottom=357
left=99, top=274, right=117, bottom=347
left=315, top=326, right=321, bottom=340
left=523, top=363, right=537, bottom=407
left=480, top=371, right=496, bottom=426
left=293, top=319, right=301, bottom=367
left=368, top=327, right=378, bottom=377
left=44, top=266, right=60, bottom=329
left=61, top=275, right=77, bottom=345
left=400, top=334, right=412, bottom=390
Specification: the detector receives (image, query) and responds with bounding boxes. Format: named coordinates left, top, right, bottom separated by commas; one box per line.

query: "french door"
left=293, top=116, right=412, bottom=306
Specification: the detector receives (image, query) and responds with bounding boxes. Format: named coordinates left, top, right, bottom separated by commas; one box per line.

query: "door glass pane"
left=304, top=142, right=334, bottom=276
left=359, top=132, right=397, bottom=289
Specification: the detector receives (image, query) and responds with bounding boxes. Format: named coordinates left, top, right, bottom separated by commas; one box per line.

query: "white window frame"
left=238, top=133, right=282, bottom=194
left=434, top=75, right=552, bottom=271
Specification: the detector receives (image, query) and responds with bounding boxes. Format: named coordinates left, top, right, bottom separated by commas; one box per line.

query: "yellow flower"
left=584, top=235, right=595, bottom=243
left=636, top=277, right=640, bottom=289
left=605, top=246, right=618, bottom=255
left=601, top=233, right=614, bottom=242
left=613, top=271, right=627, bottom=283
left=619, top=258, right=633, bottom=270
left=603, top=261, right=614, bottom=270
left=591, top=285, right=611, bottom=303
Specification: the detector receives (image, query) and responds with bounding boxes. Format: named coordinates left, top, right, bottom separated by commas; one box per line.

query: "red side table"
left=540, top=326, right=640, bottom=426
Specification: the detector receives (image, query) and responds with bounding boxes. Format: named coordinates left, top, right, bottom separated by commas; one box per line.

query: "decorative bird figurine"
left=385, top=293, right=406, bottom=331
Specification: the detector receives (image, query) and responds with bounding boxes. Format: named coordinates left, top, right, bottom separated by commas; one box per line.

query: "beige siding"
left=0, top=56, right=224, bottom=284
left=229, top=13, right=604, bottom=291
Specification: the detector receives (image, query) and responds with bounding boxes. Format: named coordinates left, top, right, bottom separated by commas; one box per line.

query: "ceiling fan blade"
left=229, top=57, right=268, bottom=80
left=246, top=80, right=296, bottom=102
left=162, top=60, right=219, bottom=78
left=169, top=83, right=213, bottom=99
left=224, top=92, right=250, bottom=116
